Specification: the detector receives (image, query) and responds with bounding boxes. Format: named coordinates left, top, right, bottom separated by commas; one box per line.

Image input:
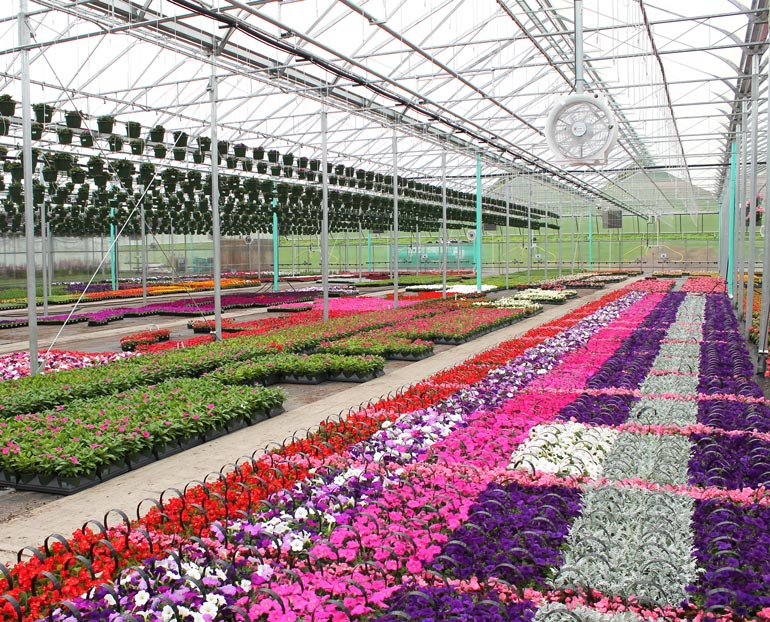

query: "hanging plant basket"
left=33, top=103, right=54, bottom=124
left=226, top=156, right=237, bottom=169
left=241, top=158, right=253, bottom=172
left=54, top=153, right=73, bottom=172
left=88, top=156, right=105, bottom=176
left=69, top=167, right=86, bottom=184
left=197, top=136, right=211, bottom=152
left=0, top=96, right=16, bottom=117
left=172, top=130, right=188, bottom=148
left=192, top=151, right=204, bottom=164
left=130, top=138, right=145, bottom=155
left=97, top=115, right=115, bottom=134
left=233, top=143, right=247, bottom=158
left=267, top=149, right=280, bottom=163
left=282, top=153, right=294, bottom=166
left=149, top=125, right=165, bottom=142
left=173, top=147, right=186, bottom=161
left=0, top=146, right=8, bottom=161
left=80, top=131, right=94, bottom=147
left=0, top=117, right=9, bottom=136
left=253, top=146, right=265, bottom=160
left=42, top=166, right=58, bottom=183
left=30, top=122, right=43, bottom=140
left=257, top=161, right=268, bottom=174
left=93, top=174, right=108, bottom=188
left=108, top=135, right=124, bottom=152
left=217, top=140, right=229, bottom=155
left=55, top=127, right=73, bottom=144
left=125, top=120, right=141, bottom=139
left=153, top=145, right=167, bottom=158
left=270, top=165, right=282, bottom=177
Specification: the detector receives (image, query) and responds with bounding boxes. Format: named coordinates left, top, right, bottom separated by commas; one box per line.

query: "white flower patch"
left=601, top=431, right=693, bottom=486
left=552, top=485, right=699, bottom=607
left=405, top=283, right=498, bottom=293
left=535, top=602, right=643, bottom=622
left=639, top=372, right=699, bottom=396
left=473, top=297, right=543, bottom=313
left=507, top=422, right=618, bottom=479
left=628, top=398, right=697, bottom=426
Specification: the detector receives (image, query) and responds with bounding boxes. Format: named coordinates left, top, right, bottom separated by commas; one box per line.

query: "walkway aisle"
left=0, top=280, right=634, bottom=563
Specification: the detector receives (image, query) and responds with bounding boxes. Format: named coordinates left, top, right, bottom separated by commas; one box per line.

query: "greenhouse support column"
left=358, top=222, right=362, bottom=280
left=110, top=208, right=117, bottom=290
left=544, top=211, right=549, bottom=280
left=392, top=130, right=399, bottom=308
left=140, top=203, right=147, bottom=304
left=416, top=224, right=420, bottom=276
left=527, top=182, right=532, bottom=283
left=441, top=151, right=448, bottom=299
left=728, top=142, right=736, bottom=298
left=272, top=211, right=279, bottom=291
left=746, top=55, right=760, bottom=337
left=505, top=172, right=510, bottom=290
left=209, top=58, right=223, bottom=341
left=475, top=153, right=482, bottom=292
left=758, top=58, right=770, bottom=371
left=736, top=110, right=747, bottom=318
left=367, top=231, right=372, bottom=272
left=558, top=198, right=563, bottom=277
left=20, top=0, right=37, bottom=376
left=321, top=109, right=329, bottom=322
left=40, top=197, right=48, bottom=318
left=588, top=206, right=593, bottom=270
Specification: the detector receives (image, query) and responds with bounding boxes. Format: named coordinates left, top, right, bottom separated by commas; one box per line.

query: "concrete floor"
left=0, top=282, right=630, bottom=565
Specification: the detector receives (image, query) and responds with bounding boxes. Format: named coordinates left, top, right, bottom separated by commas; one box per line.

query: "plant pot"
left=97, top=460, right=130, bottom=482
left=281, top=373, right=326, bottom=385
left=172, top=131, right=188, bottom=148
left=69, top=169, right=86, bottom=184
left=0, top=100, right=16, bottom=117
left=33, top=104, right=53, bottom=124
left=233, top=145, right=247, bottom=158
left=64, top=111, right=82, bottom=128
left=173, top=147, right=186, bottom=161
left=30, top=123, right=43, bottom=140
left=149, top=127, right=165, bottom=142
left=270, top=165, right=281, bottom=177
left=217, top=141, right=229, bottom=155
left=192, top=151, right=204, bottom=164
left=0, top=146, right=8, bottom=160
left=226, top=156, right=237, bottom=169
left=253, top=147, right=265, bottom=160
left=153, top=145, right=167, bottom=158
left=198, top=136, right=211, bottom=152
left=108, top=136, right=124, bottom=152
left=267, top=150, right=279, bottom=163
left=241, top=158, right=253, bottom=172
left=125, top=449, right=155, bottom=471
left=257, top=162, right=268, bottom=174
left=97, top=119, right=115, bottom=134
left=80, top=133, right=94, bottom=147
left=130, top=139, right=145, bottom=155
left=282, top=153, right=294, bottom=166
left=56, top=129, right=73, bottom=144
left=309, top=159, right=320, bottom=171
left=43, top=167, right=58, bottom=182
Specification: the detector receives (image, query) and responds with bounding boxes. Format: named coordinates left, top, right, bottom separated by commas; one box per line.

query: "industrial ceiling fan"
left=545, top=0, right=618, bottom=166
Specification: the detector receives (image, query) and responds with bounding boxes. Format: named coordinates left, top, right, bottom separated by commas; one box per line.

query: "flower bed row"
left=0, top=282, right=653, bottom=621
left=119, top=329, right=170, bottom=351
left=0, top=378, right=285, bottom=494
left=29, top=283, right=662, bottom=621
left=0, top=350, right=135, bottom=381
left=0, top=282, right=660, bottom=611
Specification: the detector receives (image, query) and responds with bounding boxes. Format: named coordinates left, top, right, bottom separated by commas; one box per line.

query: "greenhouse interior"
left=1, top=0, right=770, bottom=620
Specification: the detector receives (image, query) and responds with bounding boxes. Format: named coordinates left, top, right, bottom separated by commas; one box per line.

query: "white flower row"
left=473, top=297, right=543, bottom=312
left=508, top=422, right=619, bottom=479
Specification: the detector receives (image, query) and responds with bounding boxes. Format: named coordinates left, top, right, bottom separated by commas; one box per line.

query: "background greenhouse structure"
left=4, top=2, right=770, bottom=621
left=1, top=0, right=765, bottom=275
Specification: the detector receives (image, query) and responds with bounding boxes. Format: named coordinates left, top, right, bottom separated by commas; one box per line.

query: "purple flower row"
left=431, top=482, right=582, bottom=589
left=374, top=585, right=536, bottom=622
left=688, top=431, right=770, bottom=490
left=697, top=398, right=770, bottom=432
